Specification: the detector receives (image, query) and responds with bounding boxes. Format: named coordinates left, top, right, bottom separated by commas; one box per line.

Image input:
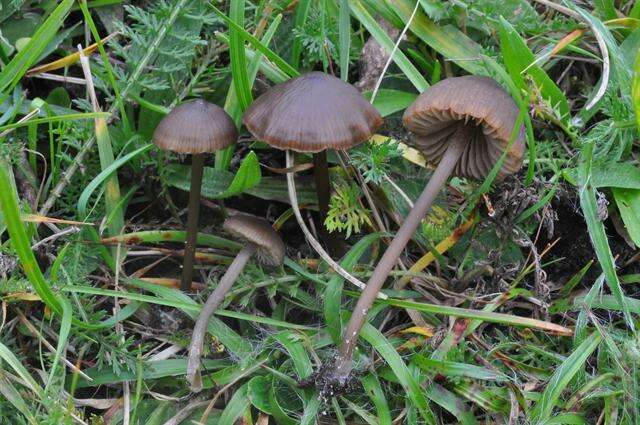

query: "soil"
left=489, top=174, right=640, bottom=296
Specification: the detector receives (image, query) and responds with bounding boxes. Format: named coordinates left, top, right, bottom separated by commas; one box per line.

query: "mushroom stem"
left=181, top=153, right=206, bottom=291
left=285, top=150, right=387, bottom=299
left=312, top=150, right=340, bottom=255
left=186, top=243, right=256, bottom=391
left=330, top=127, right=468, bottom=383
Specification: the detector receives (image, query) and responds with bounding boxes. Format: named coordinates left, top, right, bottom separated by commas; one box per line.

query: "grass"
left=0, top=0, right=639, bottom=423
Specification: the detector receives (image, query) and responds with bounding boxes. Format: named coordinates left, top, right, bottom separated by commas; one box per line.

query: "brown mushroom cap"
left=242, top=72, right=383, bottom=152
left=153, top=99, right=238, bottom=154
left=402, top=75, right=525, bottom=180
left=223, top=215, right=285, bottom=267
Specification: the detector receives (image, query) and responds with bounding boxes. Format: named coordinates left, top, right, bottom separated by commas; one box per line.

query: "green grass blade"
left=338, top=0, right=350, bottom=80
left=92, top=108, right=125, bottom=238
left=362, top=373, right=392, bottom=425
left=210, top=3, right=299, bottom=78
left=229, top=0, right=252, bottom=111
left=217, top=14, right=282, bottom=171
left=0, top=0, right=74, bottom=95
left=365, top=89, right=417, bottom=117
left=578, top=141, right=635, bottom=331
left=0, top=158, right=62, bottom=315
left=360, top=323, right=436, bottom=424
left=45, top=297, right=72, bottom=392
left=301, top=394, right=321, bottom=425
left=62, top=285, right=314, bottom=330
left=77, top=1, right=130, bottom=132
left=75, top=358, right=228, bottom=388
left=612, top=187, right=640, bottom=246
left=325, top=233, right=381, bottom=342
left=386, top=298, right=572, bottom=335
left=390, top=0, right=486, bottom=76
left=77, top=144, right=152, bottom=219
left=122, top=279, right=253, bottom=358
left=0, top=342, right=44, bottom=398
left=274, top=331, right=313, bottom=380
left=498, top=17, right=570, bottom=124
left=217, top=151, right=261, bottom=198
left=102, top=230, right=241, bottom=250
left=219, top=384, right=250, bottom=425
left=0, top=112, right=110, bottom=132
left=0, top=376, right=38, bottom=425
left=531, top=332, right=602, bottom=423
left=413, top=355, right=509, bottom=381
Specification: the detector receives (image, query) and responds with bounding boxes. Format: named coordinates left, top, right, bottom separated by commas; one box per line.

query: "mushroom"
left=242, top=72, right=384, bottom=294
left=186, top=214, right=284, bottom=391
left=153, top=100, right=238, bottom=291
left=328, top=75, right=526, bottom=384
left=243, top=71, right=383, bottom=255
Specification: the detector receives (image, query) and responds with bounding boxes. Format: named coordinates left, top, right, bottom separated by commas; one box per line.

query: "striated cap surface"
left=403, top=76, right=525, bottom=180
left=243, top=72, right=383, bottom=152
left=153, top=99, right=238, bottom=154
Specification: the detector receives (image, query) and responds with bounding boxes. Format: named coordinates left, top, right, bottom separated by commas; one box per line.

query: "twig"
left=31, top=226, right=80, bottom=249
left=30, top=73, right=86, bottom=85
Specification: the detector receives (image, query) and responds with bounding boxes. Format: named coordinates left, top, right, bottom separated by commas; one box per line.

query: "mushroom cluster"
left=152, top=73, right=525, bottom=396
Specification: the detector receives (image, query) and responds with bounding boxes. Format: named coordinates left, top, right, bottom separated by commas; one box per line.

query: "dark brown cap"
left=223, top=215, right=285, bottom=267
left=402, top=76, right=525, bottom=180
left=242, top=72, right=383, bottom=152
left=153, top=99, right=238, bottom=154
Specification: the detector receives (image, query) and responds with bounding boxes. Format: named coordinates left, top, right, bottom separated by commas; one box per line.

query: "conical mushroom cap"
left=153, top=99, right=238, bottom=154
left=223, top=215, right=285, bottom=267
left=243, top=72, right=383, bottom=152
left=402, top=76, right=525, bottom=180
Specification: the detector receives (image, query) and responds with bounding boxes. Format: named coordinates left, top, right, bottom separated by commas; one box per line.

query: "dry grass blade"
left=26, top=32, right=119, bottom=76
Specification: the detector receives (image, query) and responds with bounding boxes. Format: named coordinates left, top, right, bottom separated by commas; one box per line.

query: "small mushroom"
left=153, top=100, right=238, bottom=291
left=186, top=214, right=284, bottom=391
left=243, top=72, right=382, bottom=255
left=329, top=75, right=526, bottom=384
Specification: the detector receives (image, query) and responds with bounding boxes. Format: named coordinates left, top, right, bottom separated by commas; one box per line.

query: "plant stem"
left=330, top=128, right=468, bottom=383
left=181, top=153, right=205, bottom=291
left=186, top=244, right=255, bottom=391
left=312, top=150, right=340, bottom=255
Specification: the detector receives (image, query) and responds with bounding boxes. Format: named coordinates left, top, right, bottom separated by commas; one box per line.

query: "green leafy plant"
left=325, top=183, right=372, bottom=238
left=350, top=140, right=403, bottom=185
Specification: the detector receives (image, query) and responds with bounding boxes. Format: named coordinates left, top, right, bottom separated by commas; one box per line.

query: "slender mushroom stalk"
left=242, top=72, right=382, bottom=257
left=312, top=150, right=339, bottom=254
left=187, top=215, right=284, bottom=392
left=181, top=153, right=205, bottom=291
left=152, top=100, right=238, bottom=291
left=328, top=76, right=526, bottom=385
